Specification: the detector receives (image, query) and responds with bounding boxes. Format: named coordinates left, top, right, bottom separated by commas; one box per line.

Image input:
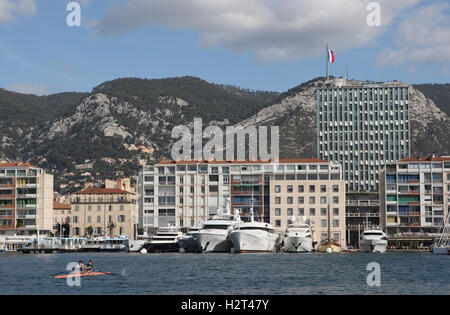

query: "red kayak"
left=54, top=272, right=111, bottom=279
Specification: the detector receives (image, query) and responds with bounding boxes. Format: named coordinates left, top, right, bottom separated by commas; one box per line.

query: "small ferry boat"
left=228, top=209, right=281, bottom=253
left=193, top=203, right=241, bottom=253
left=432, top=213, right=449, bottom=255
left=99, top=236, right=129, bottom=252
left=57, top=237, right=87, bottom=253
left=360, top=227, right=388, bottom=253
left=283, top=216, right=313, bottom=253
left=145, top=226, right=184, bottom=253
left=178, top=226, right=202, bottom=253
left=21, top=237, right=60, bottom=254
left=81, top=238, right=105, bottom=252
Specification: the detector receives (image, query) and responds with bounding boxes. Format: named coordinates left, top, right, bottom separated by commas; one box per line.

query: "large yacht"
left=360, top=227, right=388, bottom=253
left=128, top=233, right=151, bottom=253
left=283, top=216, right=313, bottom=253
left=193, top=201, right=241, bottom=253
left=145, top=226, right=184, bottom=253
left=228, top=209, right=281, bottom=253
left=178, top=226, right=202, bottom=253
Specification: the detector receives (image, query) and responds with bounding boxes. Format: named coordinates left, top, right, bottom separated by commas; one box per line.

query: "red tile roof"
left=158, top=158, right=328, bottom=165
left=0, top=162, right=37, bottom=168
left=53, top=202, right=71, bottom=210
left=399, top=156, right=450, bottom=162
left=74, top=187, right=134, bottom=195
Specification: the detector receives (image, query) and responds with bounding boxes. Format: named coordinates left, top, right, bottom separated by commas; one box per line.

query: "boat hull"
left=283, top=235, right=313, bottom=252
left=128, top=240, right=146, bottom=252
left=193, top=232, right=232, bottom=253
left=431, top=245, right=449, bottom=255
left=145, top=242, right=179, bottom=253
left=178, top=238, right=201, bottom=253
left=54, top=272, right=111, bottom=279
left=360, top=239, right=387, bottom=253
left=317, top=241, right=342, bottom=253
left=229, top=230, right=280, bottom=253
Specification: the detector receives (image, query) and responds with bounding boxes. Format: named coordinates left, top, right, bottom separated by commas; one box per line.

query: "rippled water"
left=0, top=252, right=448, bottom=294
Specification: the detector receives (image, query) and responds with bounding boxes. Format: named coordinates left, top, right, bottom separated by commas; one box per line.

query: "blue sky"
left=0, top=0, right=449, bottom=95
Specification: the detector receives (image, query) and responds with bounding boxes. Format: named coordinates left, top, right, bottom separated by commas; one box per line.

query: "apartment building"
left=379, top=156, right=450, bottom=236
left=270, top=178, right=346, bottom=247
left=317, top=79, right=410, bottom=192
left=137, top=159, right=344, bottom=238
left=71, top=187, right=136, bottom=238
left=0, top=162, right=53, bottom=236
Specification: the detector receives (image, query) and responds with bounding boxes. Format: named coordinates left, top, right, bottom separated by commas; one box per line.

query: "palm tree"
left=86, top=226, right=94, bottom=238
left=107, top=222, right=116, bottom=237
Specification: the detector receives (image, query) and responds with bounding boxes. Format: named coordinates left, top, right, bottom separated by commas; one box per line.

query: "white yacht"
left=431, top=213, right=449, bottom=255
left=145, top=226, right=184, bottom=253
left=128, top=233, right=151, bottom=253
left=178, top=226, right=202, bottom=253
left=229, top=209, right=281, bottom=253
left=360, top=227, right=388, bottom=253
left=283, top=216, right=313, bottom=253
left=193, top=202, right=241, bottom=253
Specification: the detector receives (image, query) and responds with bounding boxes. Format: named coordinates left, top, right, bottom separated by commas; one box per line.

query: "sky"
left=0, top=0, right=449, bottom=95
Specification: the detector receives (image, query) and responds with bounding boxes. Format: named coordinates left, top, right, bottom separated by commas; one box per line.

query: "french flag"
left=328, top=49, right=335, bottom=63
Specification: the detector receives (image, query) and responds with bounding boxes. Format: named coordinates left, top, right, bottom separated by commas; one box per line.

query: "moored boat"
left=178, top=226, right=202, bottom=253
left=283, top=216, right=313, bottom=253
left=145, top=226, right=184, bottom=253
left=229, top=209, right=281, bottom=253
left=360, top=227, right=387, bottom=253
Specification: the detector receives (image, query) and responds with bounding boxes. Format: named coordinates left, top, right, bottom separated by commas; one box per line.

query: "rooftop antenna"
left=346, top=64, right=349, bottom=80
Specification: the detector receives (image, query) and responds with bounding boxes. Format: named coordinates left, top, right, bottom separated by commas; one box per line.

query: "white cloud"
left=0, top=0, right=36, bottom=23
left=376, top=2, right=450, bottom=66
left=96, top=0, right=420, bottom=62
left=9, top=83, right=49, bottom=96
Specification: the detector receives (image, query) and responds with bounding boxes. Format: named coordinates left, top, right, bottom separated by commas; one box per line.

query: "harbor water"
left=0, top=252, right=448, bottom=294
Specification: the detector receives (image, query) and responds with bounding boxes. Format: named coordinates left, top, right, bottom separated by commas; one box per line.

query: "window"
left=97, top=216, right=101, bottom=223
left=275, top=185, right=281, bottom=193
left=275, top=197, right=281, bottom=204
left=275, top=220, right=281, bottom=227
left=275, top=208, right=281, bottom=216
left=298, top=208, right=304, bottom=216
left=320, top=196, right=327, bottom=204
left=309, top=197, right=315, bottom=204
left=118, top=215, right=125, bottom=222
left=298, top=196, right=304, bottom=204
left=320, top=185, right=326, bottom=193
left=333, top=208, right=339, bottom=216
left=287, top=185, right=293, bottom=193
left=309, top=185, right=315, bottom=193
left=298, top=185, right=304, bottom=192
left=333, top=185, right=339, bottom=192
left=287, top=197, right=293, bottom=204
left=321, top=219, right=327, bottom=227
left=320, top=208, right=327, bottom=216
left=333, top=220, right=339, bottom=227
left=287, top=208, right=293, bottom=216
left=309, top=208, right=316, bottom=216
left=333, top=196, right=339, bottom=204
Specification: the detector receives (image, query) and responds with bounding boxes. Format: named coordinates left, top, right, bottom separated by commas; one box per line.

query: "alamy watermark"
left=367, top=2, right=381, bottom=27
left=171, top=118, right=279, bottom=162
left=366, top=262, right=381, bottom=287
left=65, top=262, right=81, bottom=287
left=66, top=2, right=81, bottom=27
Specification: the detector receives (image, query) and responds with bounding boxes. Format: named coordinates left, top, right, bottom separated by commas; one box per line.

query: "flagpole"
left=326, top=44, right=329, bottom=81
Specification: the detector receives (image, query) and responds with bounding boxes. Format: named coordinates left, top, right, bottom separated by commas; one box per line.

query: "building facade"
left=0, top=162, right=53, bottom=236
left=53, top=201, right=71, bottom=237
left=270, top=178, right=346, bottom=248
left=137, top=159, right=345, bottom=241
left=316, top=79, right=410, bottom=192
left=70, top=187, right=136, bottom=238
left=379, top=156, right=450, bottom=236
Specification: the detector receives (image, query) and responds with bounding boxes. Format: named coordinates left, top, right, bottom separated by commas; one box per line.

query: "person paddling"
left=85, top=260, right=94, bottom=273
left=76, top=260, right=85, bottom=273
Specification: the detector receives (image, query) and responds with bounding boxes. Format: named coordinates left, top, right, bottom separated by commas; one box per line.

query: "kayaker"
left=85, top=260, right=94, bottom=273
left=76, top=260, right=85, bottom=273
